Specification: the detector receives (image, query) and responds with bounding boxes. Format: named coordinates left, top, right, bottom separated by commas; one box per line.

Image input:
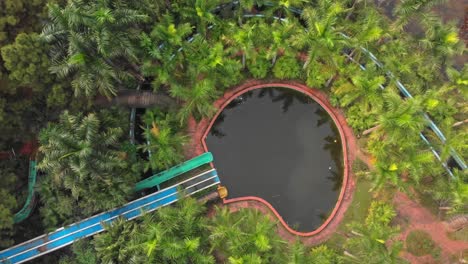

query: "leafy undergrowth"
left=416, top=191, right=442, bottom=218
left=447, top=227, right=468, bottom=242
left=406, top=230, right=441, bottom=258
left=448, top=249, right=468, bottom=264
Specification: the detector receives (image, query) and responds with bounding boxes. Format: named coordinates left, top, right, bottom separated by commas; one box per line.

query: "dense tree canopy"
left=0, top=0, right=466, bottom=260
left=37, top=110, right=141, bottom=227
left=0, top=0, right=51, bottom=46
left=1, top=33, right=51, bottom=92
left=43, top=0, right=149, bottom=97
left=61, top=198, right=345, bottom=263
left=141, top=109, right=187, bottom=172
left=343, top=201, right=405, bottom=263
left=0, top=163, right=18, bottom=248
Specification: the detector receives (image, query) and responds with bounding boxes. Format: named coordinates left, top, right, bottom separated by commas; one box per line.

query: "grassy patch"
left=340, top=180, right=374, bottom=225
left=415, top=190, right=441, bottom=217
left=449, top=249, right=468, bottom=263
left=325, top=179, right=374, bottom=249
left=351, top=157, right=369, bottom=175
left=461, top=249, right=468, bottom=263
left=447, top=227, right=468, bottom=242
left=406, top=230, right=440, bottom=257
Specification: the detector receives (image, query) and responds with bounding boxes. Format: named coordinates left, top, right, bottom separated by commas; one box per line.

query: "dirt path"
left=394, top=192, right=468, bottom=263
left=345, top=124, right=468, bottom=262
left=355, top=138, right=468, bottom=263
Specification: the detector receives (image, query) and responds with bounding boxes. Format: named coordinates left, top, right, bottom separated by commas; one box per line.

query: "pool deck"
left=187, top=79, right=359, bottom=245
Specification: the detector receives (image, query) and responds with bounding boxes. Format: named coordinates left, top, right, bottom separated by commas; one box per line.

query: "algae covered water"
left=206, top=88, right=343, bottom=232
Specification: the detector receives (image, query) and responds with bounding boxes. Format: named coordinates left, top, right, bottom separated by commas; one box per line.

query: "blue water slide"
left=0, top=169, right=220, bottom=264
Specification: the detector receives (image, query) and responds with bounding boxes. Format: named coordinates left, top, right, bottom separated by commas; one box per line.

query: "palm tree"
left=346, top=103, right=379, bottom=133
left=419, top=18, right=464, bottom=66
left=38, top=110, right=140, bottom=227
left=209, top=207, right=287, bottom=262
left=247, top=51, right=271, bottom=78
left=43, top=0, right=148, bottom=97
left=426, top=169, right=468, bottom=216
left=170, top=78, right=220, bottom=125
left=262, top=0, right=307, bottom=18
left=140, top=13, right=192, bottom=88
left=333, top=64, right=385, bottom=109
left=59, top=239, right=99, bottom=264
left=345, top=7, right=386, bottom=62
left=93, top=218, right=141, bottom=264
left=223, top=22, right=257, bottom=68
left=378, top=38, right=428, bottom=85
left=309, top=245, right=341, bottom=264
left=141, top=111, right=187, bottom=172
left=365, top=91, right=437, bottom=188
left=374, top=92, right=427, bottom=144
left=286, top=242, right=309, bottom=264
left=182, top=36, right=243, bottom=90
left=174, top=0, right=219, bottom=37
left=427, top=123, right=467, bottom=164
left=137, top=197, right=214, bottom=263
left=392, top=0, right=447, bottom=31
left=289, top=2, right=349, bottom=88
left=442, top=169, right=467, bottom=215
left=366, top=159, right=402, bottom=191
left=264, top=20, right=300, bottom=65
left=272, top=54, right=301, bottom=79
left=343, top=202, right=405, bottom=264
left=234, top=0, right=262, bottom=25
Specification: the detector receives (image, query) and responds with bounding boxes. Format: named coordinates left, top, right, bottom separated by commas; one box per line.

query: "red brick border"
left=187, top=79, right=357, bottom=244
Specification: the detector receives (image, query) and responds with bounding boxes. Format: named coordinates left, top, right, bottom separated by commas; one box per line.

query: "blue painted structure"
left=0, top=168, right=220, bottom=264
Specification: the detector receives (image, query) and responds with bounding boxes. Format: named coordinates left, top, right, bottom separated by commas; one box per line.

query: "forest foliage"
left=59, top=197, right=405, bottom=263
left=0, top=0, right=466, bottom=261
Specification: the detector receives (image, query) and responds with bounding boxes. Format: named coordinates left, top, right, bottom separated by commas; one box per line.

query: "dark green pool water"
left=206, top=87, right=343, bottom=232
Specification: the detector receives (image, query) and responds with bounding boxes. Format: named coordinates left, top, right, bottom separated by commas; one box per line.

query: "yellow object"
left=445, top=32, right=459, bottom=44
left=389, top=163, right=398, bottom=171
left=151, top=121, right=159, bottom=137
left=217, top=186, right=228, bottom=199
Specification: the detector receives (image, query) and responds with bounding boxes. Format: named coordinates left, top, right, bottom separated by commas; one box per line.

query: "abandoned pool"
left=205, top=87, right=344, bottom=233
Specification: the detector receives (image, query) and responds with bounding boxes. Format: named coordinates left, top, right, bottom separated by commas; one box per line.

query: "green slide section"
left=134, top=152, right=213, bottom=192
left=13, top=160, right=37, bottom=223
left=14, top=153, right=213, bottom=222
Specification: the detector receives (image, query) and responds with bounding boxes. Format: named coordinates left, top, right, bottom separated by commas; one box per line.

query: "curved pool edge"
left=187, top=79, right=356, bottom=240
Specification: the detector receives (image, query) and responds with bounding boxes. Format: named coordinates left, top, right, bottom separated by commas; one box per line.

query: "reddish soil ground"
left=348, top=133, right=468, bottom=263
left=394, top=192, right=468, bottom=263
left=356, top=136, right=468, bottom=262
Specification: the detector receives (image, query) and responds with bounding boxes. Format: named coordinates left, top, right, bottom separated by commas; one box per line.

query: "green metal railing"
left=134, top=152, right=214, bottom=192
left=13, top=160, right=37, bottom=223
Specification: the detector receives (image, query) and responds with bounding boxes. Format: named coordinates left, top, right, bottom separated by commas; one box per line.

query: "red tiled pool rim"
left=187, top=79, right=355, bottom=238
